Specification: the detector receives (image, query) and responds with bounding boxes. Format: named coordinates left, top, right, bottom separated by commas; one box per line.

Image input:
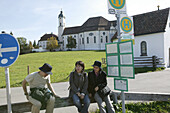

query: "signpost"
left=107, top=0, right=135, bottom=112
left=0, top=33, right=20, bottom=113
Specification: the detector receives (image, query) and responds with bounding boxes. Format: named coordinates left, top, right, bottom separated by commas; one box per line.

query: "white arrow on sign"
left=0, top=44, right=17, bottom=57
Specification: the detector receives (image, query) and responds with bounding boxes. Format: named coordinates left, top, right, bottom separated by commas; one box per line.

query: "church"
left=38, top=8, right=170, bottom=67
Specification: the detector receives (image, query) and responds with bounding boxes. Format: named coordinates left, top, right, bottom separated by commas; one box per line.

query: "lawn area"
left=0, top=51, right=106, bottom=88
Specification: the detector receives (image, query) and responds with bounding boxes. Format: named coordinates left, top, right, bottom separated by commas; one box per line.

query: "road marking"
left=0, top=44, right=17, bottom=57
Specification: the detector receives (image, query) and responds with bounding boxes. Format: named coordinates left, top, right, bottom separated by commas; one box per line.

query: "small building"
left=36, top=33, right=58, bottom=52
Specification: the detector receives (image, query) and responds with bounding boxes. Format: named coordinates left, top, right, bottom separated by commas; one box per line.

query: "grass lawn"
left=0, top=51, right=106, bottom=88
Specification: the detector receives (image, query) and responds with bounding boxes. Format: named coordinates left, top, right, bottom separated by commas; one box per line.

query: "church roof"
left=63, top=16, right=116, bottom=35
left=63, top=8, right=170, bottom=36
left=39, top=33, right=58, bottom=41
left=133, top=7, right=169, bottom=36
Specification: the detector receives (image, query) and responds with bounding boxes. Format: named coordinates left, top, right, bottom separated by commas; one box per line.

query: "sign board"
left=0, top=34, right=20, bottom=67
left=108, top=0, right=127, bottom=14
left=105, top=40, right=135, bottom=79
left=114, top=78, right=128, bottom=91
left=120, top=16, right=134, bottom=41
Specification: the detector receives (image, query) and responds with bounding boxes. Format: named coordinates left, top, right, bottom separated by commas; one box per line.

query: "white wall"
left=134, top=33, right=165, bottom=63
left=164, top=10, right=170, bottom=66
left=63, top=30, right=111, bottom=50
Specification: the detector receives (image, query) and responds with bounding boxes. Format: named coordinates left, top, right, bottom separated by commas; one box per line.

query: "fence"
left=102, top=56, right=165, bottom=68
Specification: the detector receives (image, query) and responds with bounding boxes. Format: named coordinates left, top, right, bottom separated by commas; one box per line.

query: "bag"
left=30, top=88, right=52, bottom=104
left=98, top=86, right=111, bottom=98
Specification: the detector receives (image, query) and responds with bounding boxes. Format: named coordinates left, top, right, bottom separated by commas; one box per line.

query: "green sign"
left=105, top=40, right=135, bottom=79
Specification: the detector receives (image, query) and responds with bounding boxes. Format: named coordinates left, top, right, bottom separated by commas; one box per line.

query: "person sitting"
left=22, top=63, right=59, bottom=113
left=88, top=61, right=115, bottom=113
left=69, top=61, right=90, bottom=113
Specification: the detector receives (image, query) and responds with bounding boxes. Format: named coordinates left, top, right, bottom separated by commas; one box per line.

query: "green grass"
left=0, top=51, right=105, bottom=88
left=0, top=51, right=165, bottom=88
left=93, top=101, right=170, bottom=113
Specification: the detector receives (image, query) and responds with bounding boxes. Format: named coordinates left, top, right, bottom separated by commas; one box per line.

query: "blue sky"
left=0, top=0, right=169, bottom=43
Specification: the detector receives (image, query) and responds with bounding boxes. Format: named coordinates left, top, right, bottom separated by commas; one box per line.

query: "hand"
left=77, top=92, right=81, bottom=97
left=80, top=95, right=85, bottom=99
left=95, top=86, right=99, bottom=91
left=89, top=93, right=92, bottom=97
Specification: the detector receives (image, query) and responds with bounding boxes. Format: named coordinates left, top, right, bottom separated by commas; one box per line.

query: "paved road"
left=1, top=68, right=170, bottom=112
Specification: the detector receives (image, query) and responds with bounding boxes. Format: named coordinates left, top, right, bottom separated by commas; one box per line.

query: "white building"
left=37, top=33, right=58, bottom=51
left=60, top=8, right=170, bottom=67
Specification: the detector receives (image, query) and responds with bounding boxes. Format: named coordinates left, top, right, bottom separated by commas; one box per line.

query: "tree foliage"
left=47, top=36, right=60, bottom=51
left=17, top=37, right=30, bottom=54
left=66, top=36, right=77, bottom=50
left=33, top=40, right=39, bottom=49
left=29, top=41, right=33, bottom=50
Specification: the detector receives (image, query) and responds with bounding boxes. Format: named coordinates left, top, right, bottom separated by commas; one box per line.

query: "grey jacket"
left=69, top=71, right=88, bottom=98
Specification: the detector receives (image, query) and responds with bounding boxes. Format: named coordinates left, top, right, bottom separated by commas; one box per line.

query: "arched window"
left=141, top=41, right=147, bottom=56
left=106, top=36, right=108, bottom=43
left=94, top=36, right=96, bottom=43
left=87, top=37, right=89, bottom=44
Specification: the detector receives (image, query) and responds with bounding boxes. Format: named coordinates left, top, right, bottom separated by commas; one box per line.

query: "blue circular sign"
left=0, top=34, right=20, bottom=67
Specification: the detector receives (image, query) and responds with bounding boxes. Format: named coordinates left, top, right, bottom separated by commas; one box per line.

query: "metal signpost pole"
left=5, top=67, right=12, bottom=113
left=0, top=33, right=20, bottom=113
left=116, top=11, right=126, bottom=113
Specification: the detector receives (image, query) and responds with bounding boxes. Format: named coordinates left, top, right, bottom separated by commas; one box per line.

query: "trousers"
left=94, top=92, right=115, bottom=113
left=29, top=96, right=55, bottom=113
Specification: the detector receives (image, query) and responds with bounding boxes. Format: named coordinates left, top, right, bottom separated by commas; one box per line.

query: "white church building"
left=38, top=8, right=170, bottom=67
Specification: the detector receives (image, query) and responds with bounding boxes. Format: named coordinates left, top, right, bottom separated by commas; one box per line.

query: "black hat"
left=39, top=63, right=53, bottom=75
left=92, top=61, right=101, bottom=68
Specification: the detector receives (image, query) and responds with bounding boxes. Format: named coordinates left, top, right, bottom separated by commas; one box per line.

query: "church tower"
left=58, top=10, right=65, bottom=44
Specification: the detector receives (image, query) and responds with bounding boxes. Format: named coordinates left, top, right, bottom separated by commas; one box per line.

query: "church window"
left=87, top=37, right=89, bottom=44
left=101, top=38, right=103, bottom=43
left=79, top=39, right=81, bottom=44
left=94, top=36, right=96, bottom=43
left=80, top=34, right=82, bottom=37
left=82, top=38, right=84, bottom=44
left=103, top=32, right=105, bottom=35
left=60, top=23, right=62, bottom=26
left=74, top=35, right=76, bottom=37
left=106, top=36, right=108, bottom=43
left=141, top=41, right=147, bottom=56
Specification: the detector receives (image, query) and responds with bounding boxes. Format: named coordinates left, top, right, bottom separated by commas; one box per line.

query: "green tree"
left=33, top=40, right=36, bottom=48
left=29, top=41, right=33, bottom=50
left=17, top=37, right=30, bottom=54
left=66, top=36, right=77, bottom=50
left=47, top=36, right=60, bottom=51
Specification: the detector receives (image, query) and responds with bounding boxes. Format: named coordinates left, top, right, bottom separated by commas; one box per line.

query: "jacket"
left=88, top=70, right=107, bottom=96
left=69, top=71, right=88, bottom=97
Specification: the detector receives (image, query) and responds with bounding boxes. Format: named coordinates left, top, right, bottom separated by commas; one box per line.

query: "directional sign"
left=0, top=34, right=20, bottom=67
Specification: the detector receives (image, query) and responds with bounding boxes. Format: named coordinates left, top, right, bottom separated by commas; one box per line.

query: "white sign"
left=120, top=16, right=134, bottom=40
left=114, top=78, right=128, bottom=91
left=107, top=0, right=127, bottom=14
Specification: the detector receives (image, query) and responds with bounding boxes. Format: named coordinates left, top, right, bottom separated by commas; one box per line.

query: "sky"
left=0, top=0, right=169, bottom=43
